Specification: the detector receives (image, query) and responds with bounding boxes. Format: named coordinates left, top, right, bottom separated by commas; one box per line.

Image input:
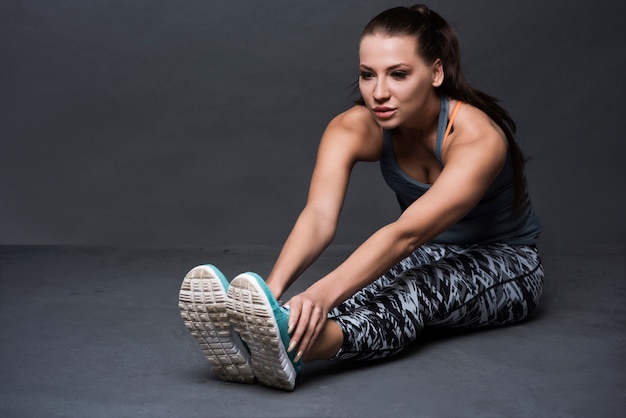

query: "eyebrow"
left=359, top=63, right=410, bottom=71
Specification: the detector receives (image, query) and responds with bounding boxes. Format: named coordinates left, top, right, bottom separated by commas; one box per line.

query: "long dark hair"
left=359, top=4, right=527, bottom=211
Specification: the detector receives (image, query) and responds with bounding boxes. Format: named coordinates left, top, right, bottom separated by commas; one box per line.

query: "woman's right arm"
left=265, top=106, right=382, bottom=300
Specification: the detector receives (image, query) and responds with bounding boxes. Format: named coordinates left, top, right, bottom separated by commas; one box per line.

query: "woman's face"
left=359, top=34, right=442, bottom=130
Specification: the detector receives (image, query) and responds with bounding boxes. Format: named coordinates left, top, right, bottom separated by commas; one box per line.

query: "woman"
left=179, top=4, right=543, bottom=391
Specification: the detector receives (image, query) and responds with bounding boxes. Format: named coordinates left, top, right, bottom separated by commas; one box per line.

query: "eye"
left=359, top=71, right=375, bottom=81
left=391, top=71, right=408, bottom=80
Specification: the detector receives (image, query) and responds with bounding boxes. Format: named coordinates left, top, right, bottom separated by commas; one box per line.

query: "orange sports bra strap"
left=443, top=100, right=462, bottom=146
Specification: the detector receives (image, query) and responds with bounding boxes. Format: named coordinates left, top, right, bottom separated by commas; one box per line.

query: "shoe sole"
left=178, top=265, right=255, bottom=383
left=227, top=273, right=297, bottom=391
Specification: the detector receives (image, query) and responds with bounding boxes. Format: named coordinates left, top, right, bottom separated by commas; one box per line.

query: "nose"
left=372, top=78, right=390, bottom=102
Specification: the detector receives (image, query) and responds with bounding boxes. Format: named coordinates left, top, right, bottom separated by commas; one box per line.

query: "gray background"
left=2, top=0, right=625, bottom=254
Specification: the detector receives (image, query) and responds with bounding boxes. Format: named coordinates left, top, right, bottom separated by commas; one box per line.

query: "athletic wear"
left=379, top=96, right=541, bottom=245
left=330, top=97, right=544, bottom=361
left=330, top=243, right=543, bottom=361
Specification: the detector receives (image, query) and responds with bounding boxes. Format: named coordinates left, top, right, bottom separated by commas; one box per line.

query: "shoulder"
left=320, top=105, right=383, bottom=162
left=327, top=105, right=381, bottom=140
left=444, top=101, right=508, bottom=162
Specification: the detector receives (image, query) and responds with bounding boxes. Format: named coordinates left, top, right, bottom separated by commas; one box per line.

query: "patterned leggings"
left=329, top=243, right=544, bottom=361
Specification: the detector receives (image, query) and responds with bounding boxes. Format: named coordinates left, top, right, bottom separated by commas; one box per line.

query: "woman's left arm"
left=287, top=119, right=509, bottom=360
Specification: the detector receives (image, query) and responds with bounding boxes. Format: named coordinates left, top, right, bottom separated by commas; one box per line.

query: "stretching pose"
left=179, top=4, right=543, bottom=391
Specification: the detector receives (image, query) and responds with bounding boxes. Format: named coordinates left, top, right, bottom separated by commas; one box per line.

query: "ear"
left=431, top=58, right=444, bottom=87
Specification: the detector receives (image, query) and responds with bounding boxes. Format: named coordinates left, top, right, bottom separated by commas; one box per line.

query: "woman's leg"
left=303, top=244, right=450, bottom=361
left=327, top=244, right=543, bottom=361
left=330, top=243, right=451, bottom=315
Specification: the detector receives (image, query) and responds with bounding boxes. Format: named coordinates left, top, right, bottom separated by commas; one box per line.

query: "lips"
left=372, top=106, right=396, bottom=119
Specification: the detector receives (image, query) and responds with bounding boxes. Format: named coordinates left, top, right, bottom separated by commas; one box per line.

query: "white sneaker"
left=227, top=272, right=302, bottom=391
left=178, top=265, right=255, bottom=383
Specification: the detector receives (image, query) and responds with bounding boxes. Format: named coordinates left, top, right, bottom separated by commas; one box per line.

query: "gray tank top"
left=379, top=96, right=541, bottom=245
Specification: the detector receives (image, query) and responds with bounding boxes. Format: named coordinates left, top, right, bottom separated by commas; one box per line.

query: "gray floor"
left=0, top=245, right=624, bottom=418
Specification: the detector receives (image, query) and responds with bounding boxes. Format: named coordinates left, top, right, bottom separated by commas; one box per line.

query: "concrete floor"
left=0, top=245, right=624, bottom=418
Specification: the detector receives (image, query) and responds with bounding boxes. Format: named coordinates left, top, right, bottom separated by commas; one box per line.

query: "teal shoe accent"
left=227, top=272, right=303, bottom=391
left=178, top=264, right=255, bottom=384
left=245, top=273, right=303, bottom=373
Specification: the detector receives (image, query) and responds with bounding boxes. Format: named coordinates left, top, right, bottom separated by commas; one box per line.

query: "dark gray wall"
left=2, top=0, right=625, bottom=254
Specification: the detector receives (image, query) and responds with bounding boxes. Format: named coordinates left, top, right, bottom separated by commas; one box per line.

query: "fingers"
left=295, top=305, right=325, bottom=362
left=284, top=293, right=328, bottom=362
left=285, top=295, right=302, bottom=336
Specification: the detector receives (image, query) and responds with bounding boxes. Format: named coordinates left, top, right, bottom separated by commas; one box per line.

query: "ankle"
left=303, top=320, right=343, bottom=361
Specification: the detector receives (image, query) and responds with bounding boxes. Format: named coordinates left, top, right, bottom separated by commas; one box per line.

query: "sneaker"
left=178, top=264, right=255, bottom=384
left=227, top=272, right=303, bottom=391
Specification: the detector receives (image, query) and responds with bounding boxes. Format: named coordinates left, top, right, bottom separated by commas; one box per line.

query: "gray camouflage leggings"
left=329, top=243, right=543, bottom=361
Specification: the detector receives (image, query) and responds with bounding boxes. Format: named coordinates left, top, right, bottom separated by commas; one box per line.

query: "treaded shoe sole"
left=227, top=273, right=297, bottom=391
left=178, top=265, right=255, bottom=383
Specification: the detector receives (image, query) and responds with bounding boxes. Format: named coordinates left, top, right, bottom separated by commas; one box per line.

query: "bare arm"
left=265, top=106, right=382, bottom=300
left=286, top=107, right=510, bottom=360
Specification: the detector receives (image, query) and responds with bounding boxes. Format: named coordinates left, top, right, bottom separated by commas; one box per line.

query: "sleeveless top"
left=379, top=96, right=541, bottom=245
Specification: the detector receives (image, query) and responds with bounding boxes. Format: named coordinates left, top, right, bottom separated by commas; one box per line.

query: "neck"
left=395, top=93, right=442, bottom=140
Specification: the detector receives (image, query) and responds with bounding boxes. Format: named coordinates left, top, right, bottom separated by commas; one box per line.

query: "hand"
left=284, top=290, right=330, bottom=362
